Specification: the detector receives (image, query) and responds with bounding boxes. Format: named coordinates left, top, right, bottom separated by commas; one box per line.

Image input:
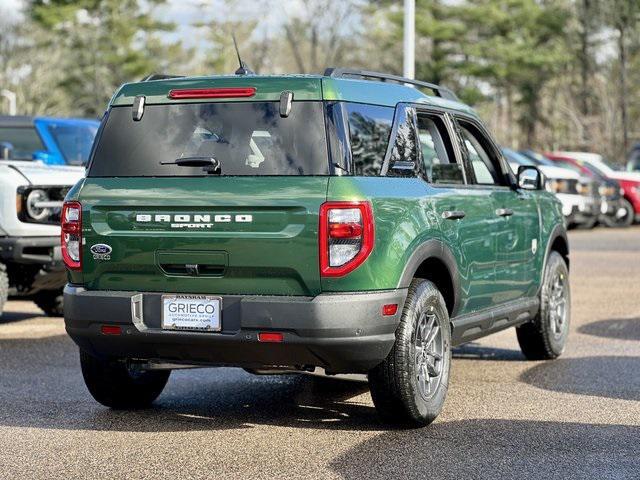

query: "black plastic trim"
left=397, top=239, right=461, bottom=316
left=64, top=286, right=408, bottom=373
left=450, top=297, right=540, bottom=346
left=0, top=236, right=61, bottom=264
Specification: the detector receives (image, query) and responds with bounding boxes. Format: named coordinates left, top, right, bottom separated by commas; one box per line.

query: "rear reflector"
left=168, top=87, right=256, bottom=99
left=382, top=304, right=398, bottom=316
left=101, top=325, right=122, bottom=335
left=258, top=332, right=284, bottom=343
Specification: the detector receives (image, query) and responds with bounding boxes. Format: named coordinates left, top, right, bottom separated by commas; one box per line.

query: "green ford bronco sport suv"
left=63, top=69, right=570, bottom=426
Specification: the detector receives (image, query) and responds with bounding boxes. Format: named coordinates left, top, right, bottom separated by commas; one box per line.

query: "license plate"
left=161, top=295, right=221, bottom=332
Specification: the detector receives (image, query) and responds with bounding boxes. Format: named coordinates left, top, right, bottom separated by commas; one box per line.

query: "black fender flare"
left=544, top=224, right=569, bottom=267
left=397, top=239, right=461, bottom=317
left=537, top=224, right=569, bottom=295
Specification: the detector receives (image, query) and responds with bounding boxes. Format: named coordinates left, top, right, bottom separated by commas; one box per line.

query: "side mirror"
left=517, top=165, right=544, bottom=190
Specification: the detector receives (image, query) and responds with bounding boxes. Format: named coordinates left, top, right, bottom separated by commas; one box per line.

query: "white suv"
left=0, top=160, right=84, bottom=316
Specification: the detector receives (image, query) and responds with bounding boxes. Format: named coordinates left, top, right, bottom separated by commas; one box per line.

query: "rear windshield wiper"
left=160, top=156, right=221, bottom=174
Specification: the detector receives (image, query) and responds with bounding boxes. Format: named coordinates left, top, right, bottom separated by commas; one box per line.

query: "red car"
left=546, top=152, right=637, bottom=227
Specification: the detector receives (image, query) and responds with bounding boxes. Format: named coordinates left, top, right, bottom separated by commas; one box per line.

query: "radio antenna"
left=232, top=34, right=254, bottom=75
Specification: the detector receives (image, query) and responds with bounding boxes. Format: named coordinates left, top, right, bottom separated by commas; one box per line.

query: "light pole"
left=1, top=89, right=17, bottom=116
left=403, top=0, right=415, bottom=79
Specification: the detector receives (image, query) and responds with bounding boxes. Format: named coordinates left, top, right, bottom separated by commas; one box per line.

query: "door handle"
left=496, top=208, right=514, bottom=217
left=442, top=210, right=466, bottom=220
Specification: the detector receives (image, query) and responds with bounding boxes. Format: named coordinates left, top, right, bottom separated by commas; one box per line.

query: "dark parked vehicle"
left=628, top=143, right=640, bottom=172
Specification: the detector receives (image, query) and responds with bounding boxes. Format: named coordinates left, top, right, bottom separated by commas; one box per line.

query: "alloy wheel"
left=548, top=271, right=568, bottom=339
left=414, top=309, right=444, bottom=400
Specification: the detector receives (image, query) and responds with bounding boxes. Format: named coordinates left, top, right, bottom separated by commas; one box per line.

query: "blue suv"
left=0, top=115, right=99, bottom=166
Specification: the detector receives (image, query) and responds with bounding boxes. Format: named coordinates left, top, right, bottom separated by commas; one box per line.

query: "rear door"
left=413, top=108, right=498, bottom=314
left=455, top=117, right=540, bottom=303
left=80, top=100, right=330, bottom=296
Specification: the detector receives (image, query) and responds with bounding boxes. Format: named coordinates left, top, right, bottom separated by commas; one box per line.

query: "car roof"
left=0, top=115, right=99, bottom=127
left=0, top=115, right=34, bottom=127
left=110, top=73, right=477, bottom=117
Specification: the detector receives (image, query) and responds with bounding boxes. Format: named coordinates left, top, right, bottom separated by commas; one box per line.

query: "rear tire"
left=0, top=263, right=8, bottom=318
left=368, top=279, right=451, bottom=427
left=516, top=251, right=570, bottom=360
left=600, top=198, right=634, bottom=228
left=33, top=289, right=64, bottom=317
left=80, top=349, right=170, bottom=409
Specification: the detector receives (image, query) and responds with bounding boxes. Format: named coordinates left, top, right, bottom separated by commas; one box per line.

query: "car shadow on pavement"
left=452, top=342, right=525, bottom=361
left=0, top=334, right=382, bottom=432
left=578, top=317, right=640, bottom=341
left=0, top=310, right=44, bottom=324
left=519, top=355, right=640, bottom=401
left=328, top=419, right=640, bottom=479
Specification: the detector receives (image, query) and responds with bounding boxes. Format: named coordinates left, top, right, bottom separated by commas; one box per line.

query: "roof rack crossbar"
left=140, top=73, right=185, bottom=82
left=323, top=67, right=458, bottom=101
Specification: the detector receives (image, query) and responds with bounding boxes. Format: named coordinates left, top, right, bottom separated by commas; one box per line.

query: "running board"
left=450, top=297, right=539, bottom=346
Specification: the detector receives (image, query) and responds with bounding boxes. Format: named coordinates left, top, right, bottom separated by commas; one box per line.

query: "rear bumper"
left=64, top=285, right=407, bottom=374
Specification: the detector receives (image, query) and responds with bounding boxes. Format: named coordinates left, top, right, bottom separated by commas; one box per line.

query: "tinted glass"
left=47, top=123, right=98, bottom=165
left=0, top=126, right=44, bottom=160
left=346, top=103, right=393, bottom=176
left=502, top=148, right=535, bottom=166
left=460, top=125, right=499, bottom=185
left=89, top=102, right=329, bottom=177
left=554, top=159, right=586, bottom=175
left=417, top=114, right=463, bottom=184
left=387, top=105, right=419, bottom=176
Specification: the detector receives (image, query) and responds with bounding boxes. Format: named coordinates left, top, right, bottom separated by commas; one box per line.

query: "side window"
left=0, top=126, right=45, bottom=160
left=386, top=105, right=419, bottom=176
left=416, top=113, right=464, bottom=184
left=346, top=103, right=394, bottom=176
left=458, top=125, right=501, bottom=185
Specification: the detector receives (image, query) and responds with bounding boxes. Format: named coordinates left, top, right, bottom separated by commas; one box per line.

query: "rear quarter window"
left=88, top=101, right=329, bottom=177
left=346, top=103, right=394, bottom=176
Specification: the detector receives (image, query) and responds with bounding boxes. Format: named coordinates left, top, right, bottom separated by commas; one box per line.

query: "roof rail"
left=323, top=67, right=458, bottom=101
left=140, top=73, right=185, bottom=82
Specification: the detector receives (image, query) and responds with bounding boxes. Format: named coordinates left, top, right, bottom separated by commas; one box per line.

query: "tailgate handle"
left=442, top=210, right=466, bottom=220
left=160, top=263, right=225, bottom=277
left=156, top=251, right=228, bottom=277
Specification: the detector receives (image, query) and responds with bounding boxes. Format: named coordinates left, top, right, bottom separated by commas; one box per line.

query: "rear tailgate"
left=79, top=177, right=328, bottom=296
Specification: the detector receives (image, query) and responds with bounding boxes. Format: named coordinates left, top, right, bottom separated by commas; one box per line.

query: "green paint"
left=66, top=73, right=564, bottom=318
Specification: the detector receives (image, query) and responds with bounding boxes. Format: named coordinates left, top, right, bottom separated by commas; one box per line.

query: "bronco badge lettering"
left=135, top=214, right=253, bottom=229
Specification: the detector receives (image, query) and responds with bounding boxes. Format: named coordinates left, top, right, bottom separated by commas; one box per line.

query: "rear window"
left=88, top=101, right=329, bottom=177
left=0, top=126, right=44, bottom=160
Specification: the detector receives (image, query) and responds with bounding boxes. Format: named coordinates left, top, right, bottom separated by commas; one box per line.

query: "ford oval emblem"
left=90, top=244, right=112, bottom=255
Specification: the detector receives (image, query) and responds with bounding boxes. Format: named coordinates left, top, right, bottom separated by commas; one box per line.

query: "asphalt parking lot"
left=0, top=227, right=638, bottom=480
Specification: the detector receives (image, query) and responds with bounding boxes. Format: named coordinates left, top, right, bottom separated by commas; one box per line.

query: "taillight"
left=319, top=201, right=374, bottom=277
left=61, top=201, right=82, bottom=270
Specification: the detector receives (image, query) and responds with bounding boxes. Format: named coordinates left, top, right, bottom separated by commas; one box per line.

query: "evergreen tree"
left=28, top=0, right=187, bottom=116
